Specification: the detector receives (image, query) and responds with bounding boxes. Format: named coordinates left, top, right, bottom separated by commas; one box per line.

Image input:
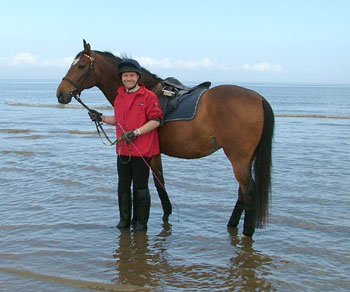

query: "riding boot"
left=131, top=189, right=138, bottom=226
left=133, top=189, right=151, bottom=232
left=116, top=189, right=132, bottom=229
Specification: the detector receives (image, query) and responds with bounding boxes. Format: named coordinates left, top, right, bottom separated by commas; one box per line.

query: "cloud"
left=40, top=56, right=74, bottom=68
left=10, top=52, right=38, bottom=65
left=134, top=57, right=283, bottom=73
left=173, top=57, right=213, bottom=69
left=2, top=52, right=219, bottom=71
left=242, top=62, right=283, bottom=72
left=0, top=52, right=74, bottom=68
left=1, top=52, right=283, bottom=76
left=136, top=57, right=172, bottom=68
left=136, top=56, right=214, bottom=70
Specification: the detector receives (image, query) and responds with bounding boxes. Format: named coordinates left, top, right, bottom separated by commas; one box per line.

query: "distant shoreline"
left=0, top=78, right=350, bottom=88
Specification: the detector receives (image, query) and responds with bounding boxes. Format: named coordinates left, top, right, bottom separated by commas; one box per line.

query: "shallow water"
left=1, top=80, right=350, bottom=291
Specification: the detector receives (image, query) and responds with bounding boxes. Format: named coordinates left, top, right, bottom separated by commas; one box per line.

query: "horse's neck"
left=140, top=74, right=162, bottom=91
left=98, top=77, right=160, bottom=105
left=95, top=54, right=162, bottom=104
left=97, top=80, right=119, bottom=105
left=95, top=58, right=121, bottom=105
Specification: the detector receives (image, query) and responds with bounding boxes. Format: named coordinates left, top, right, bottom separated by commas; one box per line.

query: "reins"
left=74, top=93, right=176, bottom=206
left=74, top=95, right=121, bottom=145
left=63, top=53, right=122, bottom=147
left=73, top=93, right=133, bottom=164
left=63, top=52, right=178, bottom=219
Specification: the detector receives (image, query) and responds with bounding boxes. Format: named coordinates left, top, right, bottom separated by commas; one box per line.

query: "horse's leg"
left=227, top=158, right=257, bottom=237
left=228, top=187, right=244, bottom=227
left=151, top=154, right=172, bottom=222
left=241, top=181, right=257, bottom=238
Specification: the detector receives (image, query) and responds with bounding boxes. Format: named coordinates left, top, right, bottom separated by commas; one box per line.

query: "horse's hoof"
left=117, top=221, right=130, bottom=229
left=133, top=224, right=147, bottom=232
left=162, top=214, right=170, bottom=222
left=227, top=226, right=239, bottom=235
left=162, top=221, right=171, bottom=231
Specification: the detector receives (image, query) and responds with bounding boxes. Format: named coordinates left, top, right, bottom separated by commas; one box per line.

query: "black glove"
left=88, top=110, right=102, bottom=122
left=121, top=131, right=136, bottom=143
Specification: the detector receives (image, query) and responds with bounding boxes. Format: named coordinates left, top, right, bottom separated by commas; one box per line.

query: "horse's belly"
left=159, top=122, right=219, bottom=159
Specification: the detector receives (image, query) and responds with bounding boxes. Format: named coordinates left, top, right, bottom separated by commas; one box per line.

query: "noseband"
left=63, top=53, right=96, bottom=97
left=62, top=53, right=120, bottom=147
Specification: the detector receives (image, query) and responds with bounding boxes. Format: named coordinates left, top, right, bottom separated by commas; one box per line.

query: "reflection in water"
left=111, top=223, right=172, bottom=289
left=227, top=227, right=275, bottom=291
left=109, top=225, right=276, bottom=291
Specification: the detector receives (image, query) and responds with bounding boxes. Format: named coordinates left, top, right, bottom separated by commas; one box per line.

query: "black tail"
left=254, top=98, right=274, bottom=228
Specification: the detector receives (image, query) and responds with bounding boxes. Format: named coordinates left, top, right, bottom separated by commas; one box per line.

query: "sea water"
left=0, top=80, right=349, bottom=291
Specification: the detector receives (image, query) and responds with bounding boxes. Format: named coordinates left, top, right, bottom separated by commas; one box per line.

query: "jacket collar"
left=118, top=83, right=146, bottom=95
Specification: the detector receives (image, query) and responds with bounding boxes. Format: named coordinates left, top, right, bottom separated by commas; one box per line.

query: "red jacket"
left=114, top=84, right=163, bottom=157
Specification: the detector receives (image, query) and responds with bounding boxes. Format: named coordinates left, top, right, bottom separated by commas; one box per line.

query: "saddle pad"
left=164, top=88, right=207, bottom=122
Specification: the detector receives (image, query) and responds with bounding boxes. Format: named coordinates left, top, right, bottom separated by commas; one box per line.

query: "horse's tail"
left=254, top=98, right=274, bottom=228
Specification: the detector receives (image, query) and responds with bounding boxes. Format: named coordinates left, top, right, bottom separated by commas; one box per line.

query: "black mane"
left=75, top=50, right=163, bottom=88
left=96, top=51, right=121, bottom=63
left=95, top=51, right=162, bottom=81
left=75, top=50, right=121, bottom=63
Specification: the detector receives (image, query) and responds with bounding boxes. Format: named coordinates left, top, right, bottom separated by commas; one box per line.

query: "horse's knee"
left=233, top=164, right=253, bottom=198
left=241, top=181, right=256, bottom=207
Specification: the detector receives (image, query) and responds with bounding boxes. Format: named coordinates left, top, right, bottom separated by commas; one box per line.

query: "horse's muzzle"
left=56, top=89, right=72, bottom=104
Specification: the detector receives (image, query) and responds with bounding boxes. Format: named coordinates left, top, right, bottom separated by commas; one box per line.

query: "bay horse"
left=56, top=40, right=274, bottom=237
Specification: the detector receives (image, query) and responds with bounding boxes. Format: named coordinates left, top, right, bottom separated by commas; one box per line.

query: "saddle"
left=158, top=77, right=211, bottom=124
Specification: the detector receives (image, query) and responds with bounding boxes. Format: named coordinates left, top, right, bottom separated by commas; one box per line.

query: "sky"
left=0, top=0, right=349, bottom=84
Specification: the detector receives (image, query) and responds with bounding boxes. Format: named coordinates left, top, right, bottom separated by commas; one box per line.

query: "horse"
left=56, top=40, right=274, bottom=237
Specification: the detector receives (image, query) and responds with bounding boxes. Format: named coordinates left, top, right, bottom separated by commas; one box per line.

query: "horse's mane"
left=75, top=50, right=162, bottom=82
left=75, top=50, right=121, bottom=63
left=96, top=51, right=122, bottom=64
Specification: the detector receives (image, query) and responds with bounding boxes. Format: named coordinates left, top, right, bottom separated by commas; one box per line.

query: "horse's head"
left=56, top=40, right=98, bottom=104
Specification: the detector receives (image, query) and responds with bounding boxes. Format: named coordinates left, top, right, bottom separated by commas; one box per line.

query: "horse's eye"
left=78, top=65, right=85, bottom=70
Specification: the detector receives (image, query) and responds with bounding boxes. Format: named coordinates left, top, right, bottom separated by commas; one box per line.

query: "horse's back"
left=206, top=84, right=264, bottom=103
left=204, top=84, right=265, bottom=124
left=158, top=84, right=267, bottom=159
left=202, top=84, right=266, bottom=158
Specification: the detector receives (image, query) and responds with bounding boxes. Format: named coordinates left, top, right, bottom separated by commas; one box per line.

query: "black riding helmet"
left=118, top=58, right=142, bottom=78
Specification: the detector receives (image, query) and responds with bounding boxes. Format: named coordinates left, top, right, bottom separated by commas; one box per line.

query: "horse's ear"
left=83, top=39, right=91, bottom=54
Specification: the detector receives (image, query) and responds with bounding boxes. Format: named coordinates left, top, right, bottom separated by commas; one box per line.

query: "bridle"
left=63, top=53, right=97, bottom=97
left=62, top=53, right=121, bottom=146
left=60, top=52, right=175, bottom=206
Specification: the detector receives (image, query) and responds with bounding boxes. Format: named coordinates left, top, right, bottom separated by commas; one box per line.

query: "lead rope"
left=74, top=95, right=119, bottom=145
left=73, top=94, right=179, bottom=221
left=115, top=119, right=179, bottom=221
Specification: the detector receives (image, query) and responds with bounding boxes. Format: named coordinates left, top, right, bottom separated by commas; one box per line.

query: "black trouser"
left=117, top=156, right=152, bottom=230
left=117, top=156, right=151, bottom=192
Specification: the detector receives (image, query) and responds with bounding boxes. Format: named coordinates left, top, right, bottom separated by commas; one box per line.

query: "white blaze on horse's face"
left=72, top=57, right=80, bottom=66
